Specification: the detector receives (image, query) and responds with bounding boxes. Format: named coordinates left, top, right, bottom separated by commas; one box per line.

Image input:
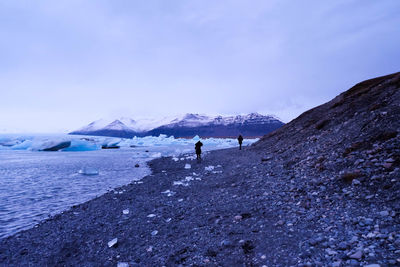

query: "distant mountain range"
left=69, top=113, right=284, bottom=138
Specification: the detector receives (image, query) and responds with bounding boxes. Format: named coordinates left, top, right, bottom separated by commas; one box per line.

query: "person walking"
left=195, top=140, right=203, bottom=161
left=238, top=135, right=243, bottom=150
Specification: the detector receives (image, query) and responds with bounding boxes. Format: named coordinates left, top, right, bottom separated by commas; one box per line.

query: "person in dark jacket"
left=238, top=135, right=243, bottom=150
left=195, top=140, right=203, bottom=161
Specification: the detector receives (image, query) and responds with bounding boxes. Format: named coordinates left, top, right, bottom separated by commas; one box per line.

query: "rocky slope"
left=0, top=72, right=399, bottom=266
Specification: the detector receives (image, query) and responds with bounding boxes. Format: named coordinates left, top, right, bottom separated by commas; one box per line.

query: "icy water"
left=0, top=149, right=153, bottom=239
left=0, top=135, right=257, bottom=239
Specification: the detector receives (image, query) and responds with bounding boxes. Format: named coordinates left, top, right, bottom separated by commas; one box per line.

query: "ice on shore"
left=161, top=189, right=176, bottom=197
left=205, top=166, right=215, bottom=171
left=108, top=238, right=118, bottom=248
left=173, top=181, right=189, bottom=186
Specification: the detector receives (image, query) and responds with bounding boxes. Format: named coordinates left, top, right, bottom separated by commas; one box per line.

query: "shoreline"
left=0, top=144, right=398, bottom=266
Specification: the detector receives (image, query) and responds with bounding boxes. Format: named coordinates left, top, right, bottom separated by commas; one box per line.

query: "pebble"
left=151, top=230, right=158, bottom=236
left=379, top=210, right=389, bottom=216
left=349, top=250, right=363, bottom=260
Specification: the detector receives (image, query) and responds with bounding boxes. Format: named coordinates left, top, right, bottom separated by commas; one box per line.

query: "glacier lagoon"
left=0, top=134, right=257, bottom=239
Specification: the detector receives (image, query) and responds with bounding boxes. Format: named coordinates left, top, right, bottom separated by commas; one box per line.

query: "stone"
left=338, top=242, right=347, bottom=250
left=151, top=230, right=158, bottom=236
left=326, top=248, right=337, bottom=256
left=135, top=164, right=140, bottom=168
left=379, top=211, right=389, bottom=216
left=349, top=250, right=363, bottom=260
left=383, top=163, right=393, bottom=169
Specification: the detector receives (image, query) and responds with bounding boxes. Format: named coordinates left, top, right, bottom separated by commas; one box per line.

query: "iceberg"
left=62, top=139, right=99, bottom=151
left=37, top=140, right=71, bottom=151
left=0, top=133, right=258, bottom=153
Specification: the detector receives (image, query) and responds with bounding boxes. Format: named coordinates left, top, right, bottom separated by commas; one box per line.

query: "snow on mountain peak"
left=105, top=120, right=134, bottom=131
left=72, top=113, right=282, bottom=135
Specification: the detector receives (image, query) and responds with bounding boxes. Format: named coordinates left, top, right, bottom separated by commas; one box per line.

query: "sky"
left=1, top=0, right=400, bottom=133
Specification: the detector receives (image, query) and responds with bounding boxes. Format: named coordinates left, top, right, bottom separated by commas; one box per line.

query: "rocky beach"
left=1, top=72, right=399, bottom=266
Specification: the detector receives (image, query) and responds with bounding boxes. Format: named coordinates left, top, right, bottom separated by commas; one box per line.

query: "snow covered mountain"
left=147, top=113, right=284, bottom=138
left=69, top=113, right=284, bottom=138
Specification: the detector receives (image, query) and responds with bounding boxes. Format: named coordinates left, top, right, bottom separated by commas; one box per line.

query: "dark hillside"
left=253, top=72, right=400, bottom=192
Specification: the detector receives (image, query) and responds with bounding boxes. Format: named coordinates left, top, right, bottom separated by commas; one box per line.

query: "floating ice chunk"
left=165, top=218, right=172, bottom=223
left=178, top=199, right=184, bottom=202
left=117, top=262, right=129, bottom=267
left=216, top=165, right=222, bottom=168
left=147, top=214, right=156, bottom=218
left=62, top=139, right=98, bottom=151
left=172, top=157, right=179, bottom=162
left=78, top=167, right=99, bottom=176
left=123, top=209, right=129, bottom=215
left=205, top=166, right=215, bottom=171
left=184, top=164, right=191, bottom=169
left=151, top=230, right=158, bottom=236
left=108, top=238, right=118, bottom=247
left=212, top=170, right=223, bottom=174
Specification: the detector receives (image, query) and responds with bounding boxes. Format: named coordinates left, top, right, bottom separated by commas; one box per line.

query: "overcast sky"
left=1, top=0, right=399, bottom=133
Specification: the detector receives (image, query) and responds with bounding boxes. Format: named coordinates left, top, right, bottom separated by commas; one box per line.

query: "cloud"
left=0, top=0, right=399, bottom=132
